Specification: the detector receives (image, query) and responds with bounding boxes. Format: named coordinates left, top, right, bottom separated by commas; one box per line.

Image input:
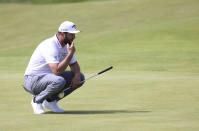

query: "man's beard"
left=63, top=38, right=72, bottom=45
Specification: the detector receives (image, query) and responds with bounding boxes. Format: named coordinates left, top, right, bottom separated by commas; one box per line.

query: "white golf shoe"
left=42, top=100, right=65, bottom=113
left=31, top=99, right=45, bottom=114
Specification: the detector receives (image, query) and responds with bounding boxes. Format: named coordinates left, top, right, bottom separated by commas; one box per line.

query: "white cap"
left=58, top=21, right=80, bottom=34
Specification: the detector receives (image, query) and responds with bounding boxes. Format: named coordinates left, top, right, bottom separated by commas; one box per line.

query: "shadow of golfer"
left=45, top=110, right=150, bottom=115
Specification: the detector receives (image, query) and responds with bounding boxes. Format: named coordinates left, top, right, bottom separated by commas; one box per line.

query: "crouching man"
left=23, top=21, right=85, bottom=114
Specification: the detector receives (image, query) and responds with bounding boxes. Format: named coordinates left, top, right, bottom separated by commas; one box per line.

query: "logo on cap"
left=72, top=25, right=76, bottom=29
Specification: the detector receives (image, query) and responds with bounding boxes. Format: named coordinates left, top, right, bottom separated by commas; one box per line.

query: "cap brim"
left=67, top=30, right=81, bottom=34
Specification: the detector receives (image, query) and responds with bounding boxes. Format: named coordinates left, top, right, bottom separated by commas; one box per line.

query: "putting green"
left=0, top=0, right=199, bottom=130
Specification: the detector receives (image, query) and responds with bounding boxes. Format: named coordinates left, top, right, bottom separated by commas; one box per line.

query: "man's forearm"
left=70, top=62, right=81, bottom=76
left=70, top=62, right=81, bottom=88
left=48, top=53, right=73, bottom=76
left=54, top=42, right=76, bottom=75
left=56, top=54, right=73, bottom=75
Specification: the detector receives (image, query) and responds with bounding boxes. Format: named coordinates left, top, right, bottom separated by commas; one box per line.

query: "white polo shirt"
left=25, top=35, right=77, bottom=76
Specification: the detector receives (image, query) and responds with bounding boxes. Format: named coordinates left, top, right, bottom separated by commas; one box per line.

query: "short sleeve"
left=42, top=45, right=59, bottom=63
left=70, top=55, right=77, bottom=64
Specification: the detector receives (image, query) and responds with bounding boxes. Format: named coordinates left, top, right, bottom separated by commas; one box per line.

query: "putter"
left=58, top=66, right=113, bottom=98
left=80, top=66, right=113, bottom=84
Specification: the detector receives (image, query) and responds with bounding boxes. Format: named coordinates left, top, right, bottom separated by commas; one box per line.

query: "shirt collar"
left=54, top=34, right=62, bottom=49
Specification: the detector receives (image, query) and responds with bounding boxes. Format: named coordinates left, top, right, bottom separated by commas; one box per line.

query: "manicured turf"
left=0, top=0, right=199, bottom=130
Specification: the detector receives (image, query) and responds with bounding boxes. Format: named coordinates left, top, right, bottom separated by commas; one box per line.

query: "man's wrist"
left=67, top=52, right=74, bottom=57
left=74, top=72, right=81, bottom=78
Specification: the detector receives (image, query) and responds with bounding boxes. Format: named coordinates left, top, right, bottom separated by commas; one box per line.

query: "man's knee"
left=53, top=76, right=66, bottom=90
left=79, top=72, right=85, bottom=87
left=80, top=72, right=85, bottom=81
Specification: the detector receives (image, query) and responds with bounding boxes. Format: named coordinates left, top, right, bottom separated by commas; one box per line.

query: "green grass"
left=0, top=0, right=199, bottom=130
left=0, top=0, right=105, bottom=4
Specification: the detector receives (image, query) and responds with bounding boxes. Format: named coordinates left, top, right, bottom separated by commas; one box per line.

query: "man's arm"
left=49, top=43, right=75, bottom=76
left=70, top=62, right=81, bottom=88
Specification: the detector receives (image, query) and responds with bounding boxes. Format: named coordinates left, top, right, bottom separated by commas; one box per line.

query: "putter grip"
left=98, top=66, right=113, bottom=75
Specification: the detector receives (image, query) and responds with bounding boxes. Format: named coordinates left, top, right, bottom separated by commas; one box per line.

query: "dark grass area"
left=0, top=0, right=105, bottom=4
left=45, top=110, right=151, bottom=115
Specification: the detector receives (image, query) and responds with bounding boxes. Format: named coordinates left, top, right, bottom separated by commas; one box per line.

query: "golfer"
left=23, top=21, right=85, bottom=114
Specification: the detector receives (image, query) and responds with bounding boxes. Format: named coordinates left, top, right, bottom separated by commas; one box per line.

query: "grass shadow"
left=45, top=110, right=150, bottom=115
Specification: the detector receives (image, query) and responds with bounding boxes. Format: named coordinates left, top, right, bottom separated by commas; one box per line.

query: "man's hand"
left=70, top=74, right=81, bottom=88
left=67, top=42, right=76, bottom=55
left=49, top=42, right=76, bottom=76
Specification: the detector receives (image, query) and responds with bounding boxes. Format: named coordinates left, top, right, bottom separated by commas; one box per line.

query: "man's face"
left=62, top=32, right=76, bottom=45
